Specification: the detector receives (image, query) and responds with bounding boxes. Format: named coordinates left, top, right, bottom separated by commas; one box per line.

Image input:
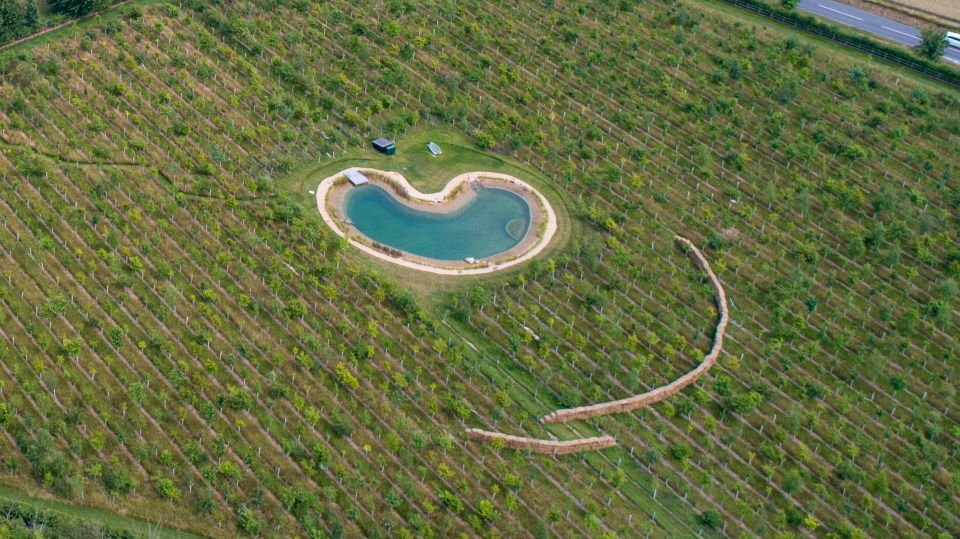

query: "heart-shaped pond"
left=344, top=184, right=530, bottom=261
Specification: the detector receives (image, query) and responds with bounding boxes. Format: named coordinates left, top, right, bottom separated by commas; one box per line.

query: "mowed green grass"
left=284, top=127, right=537, bottom=194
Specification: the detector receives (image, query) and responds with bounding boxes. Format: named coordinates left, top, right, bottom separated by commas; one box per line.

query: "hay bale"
left=465, top=428, right=617, bottom=455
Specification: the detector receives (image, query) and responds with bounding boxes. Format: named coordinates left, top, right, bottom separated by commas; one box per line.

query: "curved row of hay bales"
left=467, top=236, right=728, bottom=453
left=465, top=429, right=617, bottom=455
left=540, top=236, right=728, bottom=424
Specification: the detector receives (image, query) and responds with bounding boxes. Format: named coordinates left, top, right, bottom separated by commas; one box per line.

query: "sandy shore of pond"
left=316, top=168, right=557, bottom=275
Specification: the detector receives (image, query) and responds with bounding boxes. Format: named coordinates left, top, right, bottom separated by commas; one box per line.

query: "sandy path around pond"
left=315, top=168, right=558, bottom=275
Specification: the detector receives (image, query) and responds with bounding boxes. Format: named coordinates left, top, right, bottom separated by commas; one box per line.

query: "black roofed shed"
left=372, top=138, right=396, bottom=155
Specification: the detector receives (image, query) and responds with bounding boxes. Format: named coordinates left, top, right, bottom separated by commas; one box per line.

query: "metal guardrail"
left=719, top=0, right=960, bottom=89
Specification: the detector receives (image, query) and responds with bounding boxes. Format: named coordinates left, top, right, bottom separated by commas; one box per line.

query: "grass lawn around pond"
left=283, top=126, right=542, bottom=194
left=280, top=125, right=579, bottom=297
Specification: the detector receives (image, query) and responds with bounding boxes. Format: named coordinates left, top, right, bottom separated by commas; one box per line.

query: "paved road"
left=798, top=0, right=960, bottom=64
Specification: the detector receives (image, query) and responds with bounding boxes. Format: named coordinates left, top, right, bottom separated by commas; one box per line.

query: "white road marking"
left=818, top=4, right=864, bottom=21
left=881, top=25, right=917, bottom=39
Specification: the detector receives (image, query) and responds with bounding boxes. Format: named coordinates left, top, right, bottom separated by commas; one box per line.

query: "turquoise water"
left=344, top=184, right=531, bottom=261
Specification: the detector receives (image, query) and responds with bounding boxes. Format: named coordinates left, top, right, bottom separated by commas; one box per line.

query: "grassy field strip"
left=0, top=486, right=206, bottom=538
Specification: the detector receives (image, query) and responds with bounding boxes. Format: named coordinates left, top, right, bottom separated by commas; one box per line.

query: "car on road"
left=945, top=31, right=960, bottom=49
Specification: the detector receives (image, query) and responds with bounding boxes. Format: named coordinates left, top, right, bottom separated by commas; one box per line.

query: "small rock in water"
left=464, top=257, right=476, bottom=264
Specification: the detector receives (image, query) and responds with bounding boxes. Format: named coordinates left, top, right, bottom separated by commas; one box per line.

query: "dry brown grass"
left=890, top=0, right=958, bottom=22
left=865, top=0, right=960, bottom=26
